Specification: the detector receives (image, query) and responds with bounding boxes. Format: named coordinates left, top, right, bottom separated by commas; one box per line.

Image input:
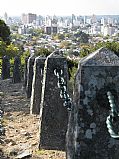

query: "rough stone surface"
left=30, top=56, right=46, bottom=114
left=1, top=55, right=10, bottom=80
left=13, top=56, right=21, bottom=83
left=26, top=56, right=35, bottom=98
left=39, top=56, right=68, bottom=151
left=66, top=48, right=119, bottom=159
left=23, top=57, right=29, bottom=88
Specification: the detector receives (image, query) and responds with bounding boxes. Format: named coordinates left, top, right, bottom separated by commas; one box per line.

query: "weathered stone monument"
left=13, top=56, right=21, bottom=83
left=24, top=57, right=29, bottom=88
left=26, top=56, right=35, bottom=98
left=1, top=55, right=10, bottom=80
left=39, top=54, right=68, bottom=150
left=30, top=56, right=46, bottom=114
left=66, top=48, right=119, bottom=159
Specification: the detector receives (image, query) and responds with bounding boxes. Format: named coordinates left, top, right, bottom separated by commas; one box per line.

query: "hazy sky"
left=1, top=0, right=119, bottom=16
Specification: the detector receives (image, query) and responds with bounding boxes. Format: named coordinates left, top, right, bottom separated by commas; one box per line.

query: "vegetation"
left=35, top=47, right=51, bottom=57
left=79, top=41, right=119, bottom=58
left=60, top=41, right=71, bottom=49
left=0, top=19, right=11, bottom=45
left=74, top=31, right=89, bottom=43
left=53, top=33, right=65, bottom=40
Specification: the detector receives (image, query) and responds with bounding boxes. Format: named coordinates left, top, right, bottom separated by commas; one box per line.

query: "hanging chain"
left=54, top=69, right=72, bottom=111
left=106, top=91, right=119, bottom=139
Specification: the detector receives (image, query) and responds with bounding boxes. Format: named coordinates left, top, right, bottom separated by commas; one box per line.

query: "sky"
left=1, top=0, right=119, bottom=16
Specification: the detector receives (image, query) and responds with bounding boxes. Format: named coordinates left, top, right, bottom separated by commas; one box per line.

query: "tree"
left=60, top=41, right=71, bottom=49
left=35, top=48, right=51, bottom=57
left=53, top=33, right=65, bottom=40
left=6, top=44, right=19, bottom=58
left=33, top=28, right=44, bottom=37
left=74, top=31, right=89, bottom=43
left=0, top=19, right=11, bottom=45
left=0, top=40, right=6, bottom=57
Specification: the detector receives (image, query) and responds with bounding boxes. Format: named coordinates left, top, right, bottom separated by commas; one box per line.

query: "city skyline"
left=1, top=0, right=119, bottom=16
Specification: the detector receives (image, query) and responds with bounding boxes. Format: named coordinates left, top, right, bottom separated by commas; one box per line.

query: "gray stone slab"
left=13, top=56, right=21, bottom=83
left=30, top=56, right=46, bottom=114
left=39, top=56, right=68, bottom=151
left=66, top=48, right=119, bottom=159
left=1, top=55, right=10, bottom=80
left=23, top=57, right=29, bottom=88
left=26, top=56, right=35, bottom=98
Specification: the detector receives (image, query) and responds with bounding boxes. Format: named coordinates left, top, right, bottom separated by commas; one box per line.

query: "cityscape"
left=1, top=1, right=119, bottom=158
left=1, top=12, right=119, bottom=57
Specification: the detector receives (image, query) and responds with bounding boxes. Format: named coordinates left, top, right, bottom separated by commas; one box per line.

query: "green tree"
left=6, top=44, right=19, bottom=58
left=33, top=28, right=44, bottom=37
left=0, top=40, right=6, bottom=57
left=0, top=19, right=11, bottom=45
left=35, top=48, right=51, bottom=57
left=74, top=31, right=89, bottom=43
left=10, top=24, right=18, bottom=32
left=60, top=41, right=71, bottom=49
left=53, top=33, right=65, bottom=40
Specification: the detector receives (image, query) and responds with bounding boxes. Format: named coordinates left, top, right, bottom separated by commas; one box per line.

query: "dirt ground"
left=0, top=79, right=66, bottom=159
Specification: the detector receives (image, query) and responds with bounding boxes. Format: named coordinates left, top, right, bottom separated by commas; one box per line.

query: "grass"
left=34, top=149, right=65, bottom=155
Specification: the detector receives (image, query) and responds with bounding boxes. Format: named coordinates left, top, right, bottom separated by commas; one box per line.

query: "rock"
left=24, top=132, right=31, bottom=136
left=11, top=92, right=21, bottom=96
left=85, top=129, right=92, bottom=139
left=0, top=92, right=4, bottom=97
left=9, top=148, right=18, bottom=156
left=90, top=122, right=96, bottom=129
left=7, top=141, right=16, bottom=146
left=15, top=150, right=32, bottom=159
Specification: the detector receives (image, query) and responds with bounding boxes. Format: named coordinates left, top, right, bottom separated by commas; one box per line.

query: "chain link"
left=54, top=69, right=72, bottom=111
left=106, top=91, right=119, bottom=139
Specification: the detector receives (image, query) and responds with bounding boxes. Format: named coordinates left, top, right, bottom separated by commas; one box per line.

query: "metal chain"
left=106, top=91, right=119, bottom=139
left=54, top=69, right=72, bottom=111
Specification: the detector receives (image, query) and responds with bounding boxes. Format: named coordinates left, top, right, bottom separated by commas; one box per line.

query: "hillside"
left=0, top=79, right=66, bottom=159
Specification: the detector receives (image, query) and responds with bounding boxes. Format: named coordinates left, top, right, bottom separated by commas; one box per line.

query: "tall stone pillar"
left=39, top=56, right=68, bottom=151
left=24, top=57, right=29, bottom=88
left=26, top=56, right=35, bottom=98
left=30, top=56, right=46, bottom=114
left=1, top=55, right=10, bottom=79
left=13, top=56, right=21, bottom=83
left=66, top=48, right=119, bottom=159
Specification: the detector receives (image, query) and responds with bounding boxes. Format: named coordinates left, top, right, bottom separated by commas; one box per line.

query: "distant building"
left=52, top=27, right=57, bottom=34
left=101, top=17, right=106, bottom=26
left=107, top=18, right=113, bottom=25
left=4, top=12, right=8, bottom=24
left=21, top=14, right=27, bottom=24
left=91, top=14, right=97, bottom=24
left=21, top=13, right=37, bottom=24
left=45, top=26, right=58, bottom=35
left=45, top=15, right=58, bottom=34
left=101, top=25, right=115, bottom=36
left=27, top=13, right=36, bottom=24
left=45, top=27, right=52, bottom=35
left=89, top=25, right=101, bottom=35
left=18, top=25, right=27, bottom=34
left=84, top=16, right=86, bottom=25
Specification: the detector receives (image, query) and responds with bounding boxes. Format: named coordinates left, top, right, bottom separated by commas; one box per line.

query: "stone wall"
left=66, top=48, right=119, bottom=159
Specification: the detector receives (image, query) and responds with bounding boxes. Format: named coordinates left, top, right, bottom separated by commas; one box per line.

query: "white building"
left=102, top=26, right=115, bottom=36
